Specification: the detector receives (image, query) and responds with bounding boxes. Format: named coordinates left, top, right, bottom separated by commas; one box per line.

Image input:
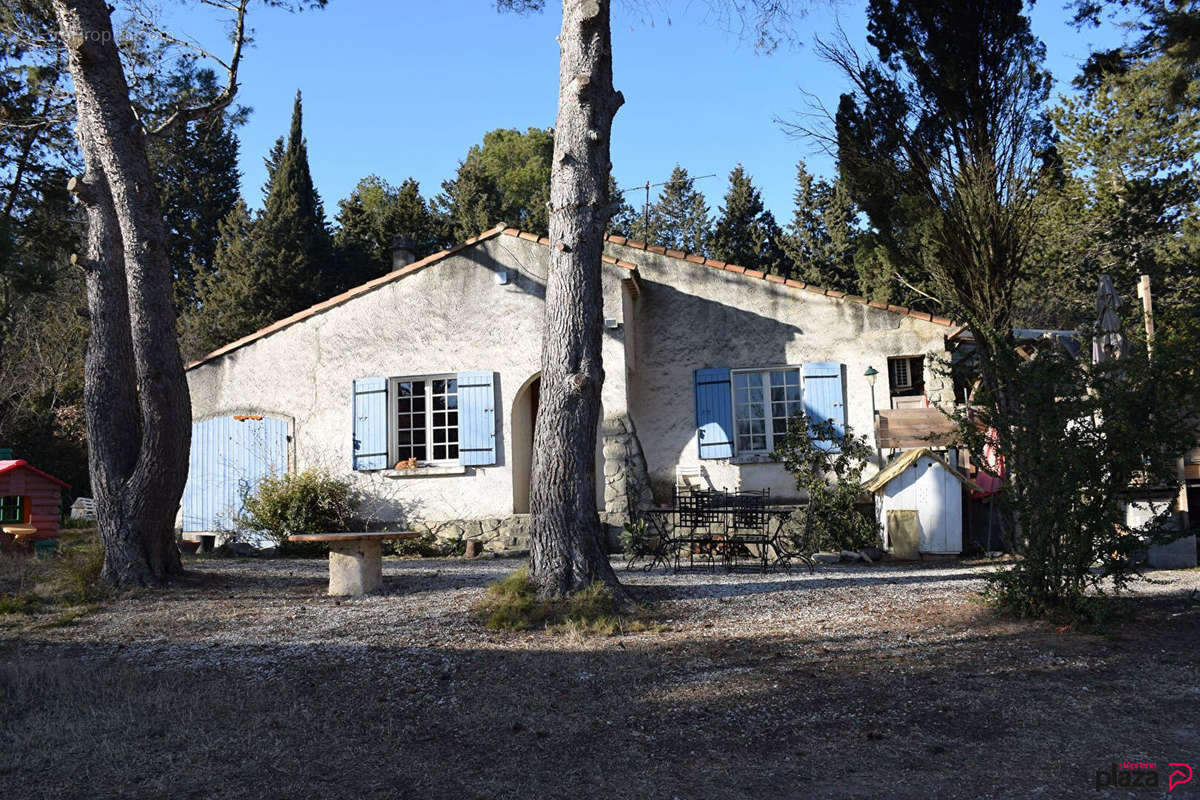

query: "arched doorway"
left=511, top=374, right=541, bottom=513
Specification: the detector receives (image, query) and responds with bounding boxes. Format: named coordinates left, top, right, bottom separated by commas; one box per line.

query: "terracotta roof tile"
left=784, top=279, right=806, bottom=289
left=765, top=274, right=785, bottom=284
left=743, top=269, right=765, bottom=279
left=664, top=248, right=685, bottom=259
left=647, top=244, right=667, bottom=255
left=684, top=253, right=706, bottom=264
left=931, top=315, right=955, bottom=326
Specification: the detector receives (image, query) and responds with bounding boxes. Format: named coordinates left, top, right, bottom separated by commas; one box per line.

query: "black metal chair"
left=674, top=486, right=727, bottom=571
left=724, top=488, right=771, bottom=572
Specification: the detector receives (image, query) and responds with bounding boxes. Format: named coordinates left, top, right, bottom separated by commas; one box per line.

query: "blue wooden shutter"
left=352, top=377, right=388, bottom=470
left=457, top=370, right=497, bottom=466
left=694, top=367, right=734, bottom=459
left=803, top=362, right=846, bottom=449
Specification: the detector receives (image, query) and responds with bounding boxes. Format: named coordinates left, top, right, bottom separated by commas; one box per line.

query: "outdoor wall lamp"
left=864, top=365, right=879, bottom=416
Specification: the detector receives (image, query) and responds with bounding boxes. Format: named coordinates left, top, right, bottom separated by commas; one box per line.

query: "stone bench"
left=287, top=532, right=420, bottom=596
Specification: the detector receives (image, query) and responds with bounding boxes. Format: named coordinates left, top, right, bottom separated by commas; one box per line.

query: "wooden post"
left=1136, top=274, right=1155, bottom=357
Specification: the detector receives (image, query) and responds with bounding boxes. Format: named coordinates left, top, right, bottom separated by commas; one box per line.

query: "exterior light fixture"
left=864, top=366, right=879, bottom=417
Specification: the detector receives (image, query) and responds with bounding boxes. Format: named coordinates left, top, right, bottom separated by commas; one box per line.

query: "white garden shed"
left=864, top=448, right=978, bottom=556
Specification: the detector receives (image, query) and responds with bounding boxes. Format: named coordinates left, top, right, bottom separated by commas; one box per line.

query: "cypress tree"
left=710, top=165, right=788, bottom=275
left=182, top=199, right=263, bottom=360
left=257, top=91, right=336, bottom=300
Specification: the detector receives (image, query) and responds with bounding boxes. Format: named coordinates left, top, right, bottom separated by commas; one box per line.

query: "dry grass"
left=1, top=556, right=1198, bottom=799
left=472, top=566, right=654, bottom=634
left=0, top=531, right=105, bottom=619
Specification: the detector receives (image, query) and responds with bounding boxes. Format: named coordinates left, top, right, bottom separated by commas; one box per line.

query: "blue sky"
left=164, top=0, right=1124, bottom=225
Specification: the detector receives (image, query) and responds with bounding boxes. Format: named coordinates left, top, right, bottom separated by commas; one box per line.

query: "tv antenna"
left=616, top=173, right=716, bottom=229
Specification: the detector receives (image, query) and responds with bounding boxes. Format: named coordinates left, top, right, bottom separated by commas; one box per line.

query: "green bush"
left=618, top=519, right=652, bottom=556
left=960, top=317, right=1200, bottom=623
left=237, top=469, right=359, bottom=553
left=772, top=413, right=880, bottom=553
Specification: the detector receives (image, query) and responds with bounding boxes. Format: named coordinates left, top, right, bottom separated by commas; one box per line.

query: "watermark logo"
left=1169, top=763, right=1193, bottom=793
left=1095, top=761, right=1193, bottom=792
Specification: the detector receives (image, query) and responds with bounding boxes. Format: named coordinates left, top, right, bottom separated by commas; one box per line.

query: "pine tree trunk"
left=53, top=0, right=191, bottom=585
left=528, top=0, right=627, bottom=601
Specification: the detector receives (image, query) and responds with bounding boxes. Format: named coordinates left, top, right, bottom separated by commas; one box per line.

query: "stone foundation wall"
left=410, top=511, right=631, bottom=554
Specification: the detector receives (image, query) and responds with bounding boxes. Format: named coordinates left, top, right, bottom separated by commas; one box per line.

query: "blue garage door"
left=182, top=416, right=290, bottom=533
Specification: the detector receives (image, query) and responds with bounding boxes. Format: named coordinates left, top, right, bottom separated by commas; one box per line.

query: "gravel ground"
left=2, top=556, right=1198, bottom=800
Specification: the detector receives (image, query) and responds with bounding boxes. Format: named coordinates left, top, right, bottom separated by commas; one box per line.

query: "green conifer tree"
left=654, top=165, right=710, bottom=253
left=182, top=198, right=262, bottom=360
left=257, top=92, right=335, bottom=299
left=710, top=165, right=789, bottom=275
left=782, top=161, right=859, bottom=292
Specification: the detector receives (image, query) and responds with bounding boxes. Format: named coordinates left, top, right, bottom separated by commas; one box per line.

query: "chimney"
left=391, top=234, right=416, bottom=271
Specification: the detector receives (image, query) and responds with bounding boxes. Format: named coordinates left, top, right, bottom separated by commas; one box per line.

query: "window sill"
left=382, top=464, right=467, bottom=479
left=730, top=454, right=778, bottom=465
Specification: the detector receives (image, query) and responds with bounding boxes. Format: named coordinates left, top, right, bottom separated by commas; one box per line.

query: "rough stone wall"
left=409, top=515, right=531, bottom=553
left=601, top=412, right=654, bottom=523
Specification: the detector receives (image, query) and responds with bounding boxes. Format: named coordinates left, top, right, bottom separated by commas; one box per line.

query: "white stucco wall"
left=186, top=231, right=957, bottom=524
left=186, top=235, right=630, bottom=524
left=613, top=242, right=955, bottom=503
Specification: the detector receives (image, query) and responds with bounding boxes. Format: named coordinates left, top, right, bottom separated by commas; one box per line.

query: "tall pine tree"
left=710, top=165, right=789, bottom=275
left=782, top=161, right=858, bottom=292
left=185, top=92, right=336, bottom=358
left=146, top=63, right=243, bottom=311
left=183, top=198, right=262, bottom=360
left=257, top=91, right=336, bottom=299
left=653, top=165, right=710, bottom=253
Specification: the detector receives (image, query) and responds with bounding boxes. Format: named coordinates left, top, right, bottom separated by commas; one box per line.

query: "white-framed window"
left=389, top=375, right=459, bottom=463
left=732, top=368, right=803, bottom=454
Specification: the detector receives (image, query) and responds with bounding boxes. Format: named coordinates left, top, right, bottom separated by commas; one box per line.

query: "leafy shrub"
left=237, top=469, right=359, bottom=553
left=772, top=413, right=880, bottom=553
left=960, top=318, right=1200, bottom=622
left=619, top=519, right=652, bottom=556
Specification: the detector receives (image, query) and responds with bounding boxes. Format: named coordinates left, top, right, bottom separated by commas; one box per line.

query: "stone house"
left=182, top=225, right=960, bottom=550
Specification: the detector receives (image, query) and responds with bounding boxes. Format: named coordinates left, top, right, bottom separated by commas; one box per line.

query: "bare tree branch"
left=139, top=0, right=250, bottom=138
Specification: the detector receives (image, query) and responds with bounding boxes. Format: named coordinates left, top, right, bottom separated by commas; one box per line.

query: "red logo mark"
left=1169, top=763, right=1193, bottom=793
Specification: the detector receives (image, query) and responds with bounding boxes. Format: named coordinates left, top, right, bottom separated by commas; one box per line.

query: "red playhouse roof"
left=0, top=460, right=71, bottom=490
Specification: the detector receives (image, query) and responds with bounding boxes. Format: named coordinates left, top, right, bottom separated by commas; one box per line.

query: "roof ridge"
left=0, top=459, right=71, bottom=489
left=186, top=225, right=509, bottom=370
left=501, top=227, right=958, bottom=328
